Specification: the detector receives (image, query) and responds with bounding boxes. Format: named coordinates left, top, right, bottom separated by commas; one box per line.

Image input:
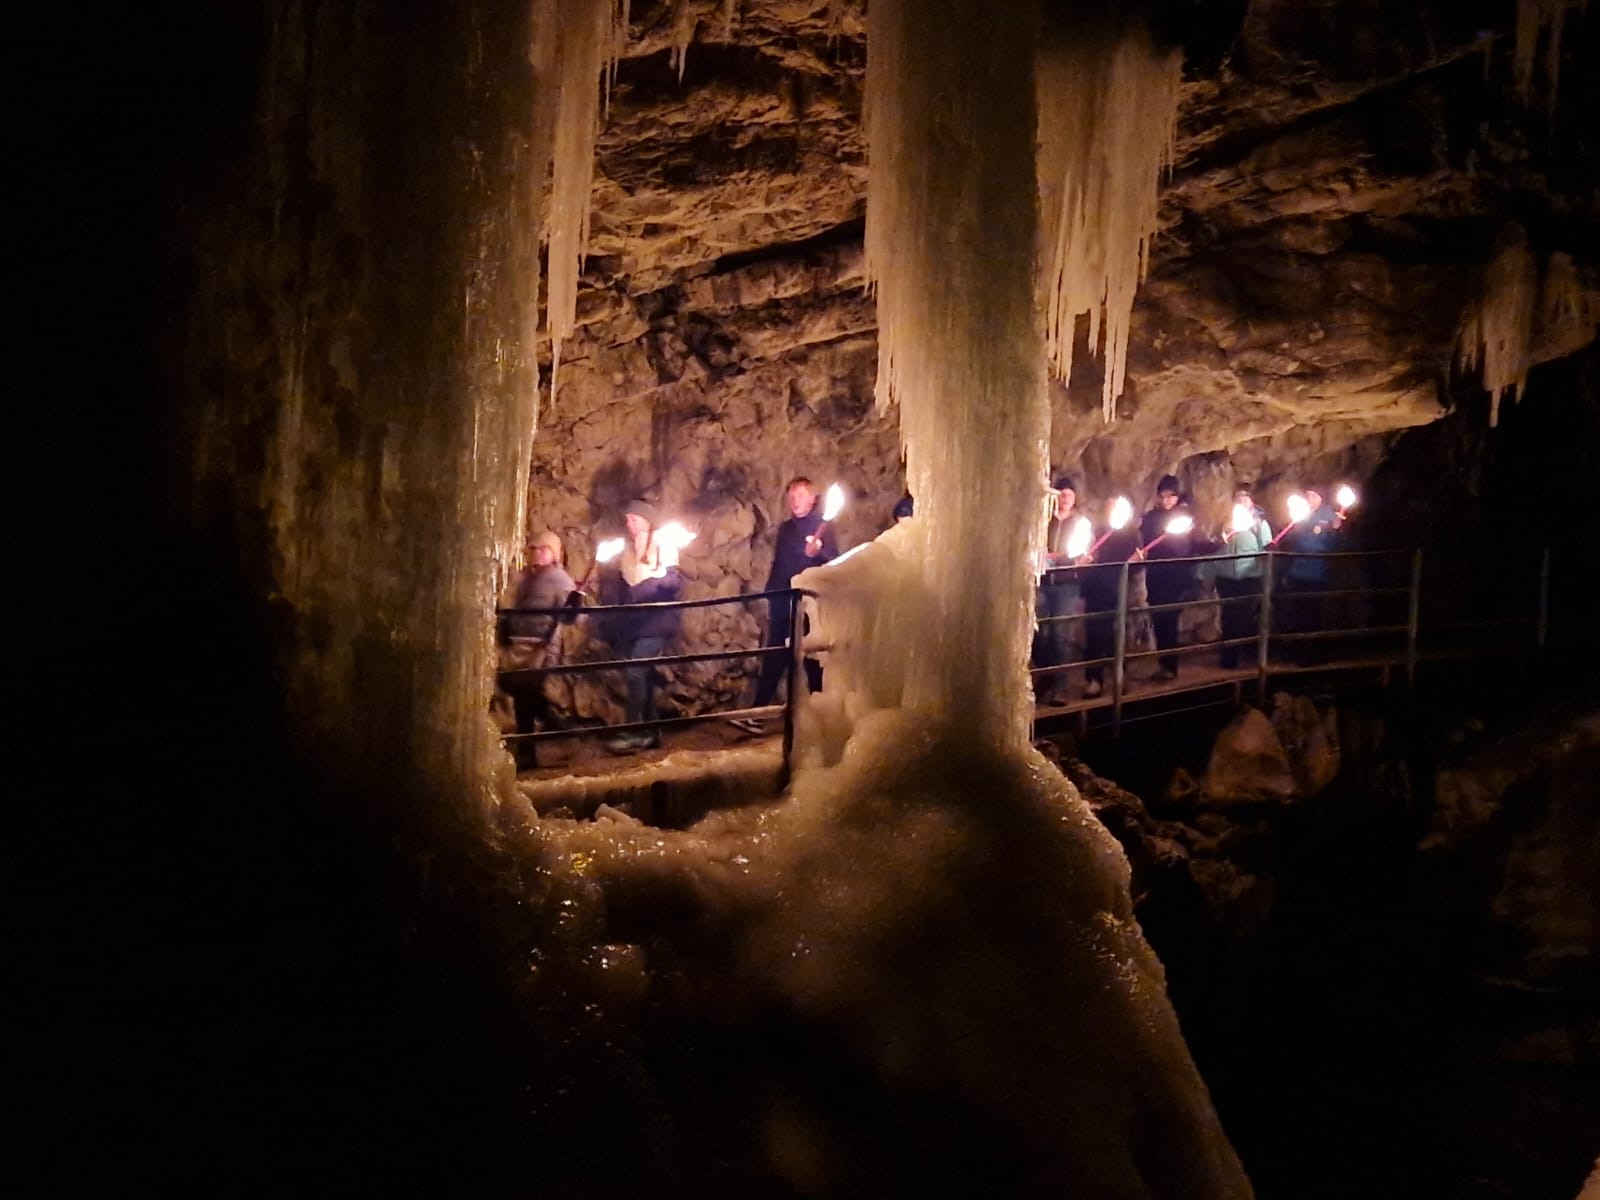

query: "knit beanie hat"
left=893, top=493, right=915, bottom=520
left=1052, top=475, right=1077, bottom=493
left=1156, top=474, right=1181, bottom=496
left=623, top=499, right=659, bottom=525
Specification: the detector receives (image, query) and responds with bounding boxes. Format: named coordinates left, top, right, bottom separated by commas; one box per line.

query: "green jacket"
left=1213, top=516, right=1273, bottom=580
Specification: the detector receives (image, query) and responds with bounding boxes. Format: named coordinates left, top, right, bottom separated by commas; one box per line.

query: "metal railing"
left=496, top=586, right=812, bottom=783
left=498, top=546, right=1554, bottom=770
left=1029, top=546, right=1552, bottom=734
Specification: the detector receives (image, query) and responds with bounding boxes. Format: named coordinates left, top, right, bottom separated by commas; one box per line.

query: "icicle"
left=671, top=0, right=695, bottom=81
left=546, top=0, right=629, bottom=406
left=1458, top=233, right=1537, bottom=426
left=1036, top=19, right=1182, bottom=422
left=1513, top=0, right=1588, bottom=110
left=857, top=0, right=1051, bottom=753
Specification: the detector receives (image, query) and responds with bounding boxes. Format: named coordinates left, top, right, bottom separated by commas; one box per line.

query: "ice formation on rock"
left=547, top=0, right=630, bottom=399
left=1037, top=17, right=1182, bottom=420
left=1459, top=233, right=1538, bottom=426
left=1513, top=0, right=1590, bottom=110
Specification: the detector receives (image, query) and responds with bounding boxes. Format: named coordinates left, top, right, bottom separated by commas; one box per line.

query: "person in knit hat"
left=494, top=529, right=577, bottom=766
left=1138, top=474, right=1205, bottom=683
left=1034, top=474, right=1085, bottom=705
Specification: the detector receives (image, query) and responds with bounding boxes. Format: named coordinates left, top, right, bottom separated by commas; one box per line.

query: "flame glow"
left=655, top=522, right=697, bottom=553
left=1108, top=496, right=1133, bottom=530
left=1286, top=494, right=1312, bottom=525
left=822, top=483, right=847, bottom=523
left=1066, top=515, right=1092, bottom=559
left=1336, top=485, right=1358, bottom=510
left=1230, top=503, right=1254, bottom=534
left=595, top=536, right=626, bottom=564
left=1164, top=514, right=1194, bottom=536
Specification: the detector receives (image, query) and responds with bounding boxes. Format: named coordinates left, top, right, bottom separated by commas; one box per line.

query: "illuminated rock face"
left=537, top=0, right=1596, bottom=559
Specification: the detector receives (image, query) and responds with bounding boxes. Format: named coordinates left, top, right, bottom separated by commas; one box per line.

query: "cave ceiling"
left=537, top=0, right=1597, bottom=527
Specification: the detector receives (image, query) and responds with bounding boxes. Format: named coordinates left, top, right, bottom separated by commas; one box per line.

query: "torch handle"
left=1137, top=533, right=1166, bottom=556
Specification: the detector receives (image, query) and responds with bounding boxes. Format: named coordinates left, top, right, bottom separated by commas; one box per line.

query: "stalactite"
left=1036, top=17, right=1182, bottom=422
left=1458, top=233, right=1537, bottom=427
left=1513, top=0, right=1589, bottom=110
left=670, top=0, right=696, bottom=80
left=547, top=0, right=630, bottom=403
left=723, top=0, right=737, bottom=40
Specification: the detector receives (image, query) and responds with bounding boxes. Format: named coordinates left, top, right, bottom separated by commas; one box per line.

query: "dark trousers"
left=753, top=593, right=822, bottom=707
left=1278, top=580, right=1329, bottom=664
left=624, top=635, right=668, bottom=724
left=1215, top=576, right=1261, bottom=668
left=1149, top=601, right=1181, bottom=675
left=1083, top=601, right=1119, bottom=685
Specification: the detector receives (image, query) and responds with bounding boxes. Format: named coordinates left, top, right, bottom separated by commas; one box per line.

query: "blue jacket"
left=1281, top=505, right=1340, bottom=583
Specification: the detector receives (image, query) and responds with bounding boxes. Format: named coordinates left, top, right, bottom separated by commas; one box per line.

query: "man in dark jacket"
left=1278, top=486, right=1343, bottom=663
left=752, top=476, right=837, bottom=708
left=1139, top=475, right=1205, bottom=682
left=1080, top=501, right=1141, bottom=699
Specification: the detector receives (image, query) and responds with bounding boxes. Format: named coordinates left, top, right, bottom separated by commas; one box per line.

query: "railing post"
left=1535, top=545, right=1550, bottom=657
left=780, top=588, right=805, bottom=786
left=1405, top=549, right=1422, bottom=689
left=1257, top=551, right=1274, bottom=705
left=1112, top=561, right=1129, bottom=736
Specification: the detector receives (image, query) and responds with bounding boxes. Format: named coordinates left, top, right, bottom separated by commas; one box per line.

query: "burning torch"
left=1222, top=501, right=1255, bottom=540
left=1139, top=513, right=1194, bottom=557
left=805, top=483, right=846, bottom=556
left=1087, top=496, right=1135, bottom=557
left=652, top=521, right=697, bottom=572
left=568, top=536, right=626, bottom=606
left=1266, top=493, right=1312, bottom=548
left=1335, top=484, right=1358, bottom=520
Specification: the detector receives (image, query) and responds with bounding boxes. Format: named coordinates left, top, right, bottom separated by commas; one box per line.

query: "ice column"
left=859, top=0, right=1051, bottom=755
left=1458, top=233, right=1537, bottom=426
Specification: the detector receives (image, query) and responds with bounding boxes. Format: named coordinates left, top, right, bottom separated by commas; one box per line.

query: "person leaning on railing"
left=598, top=500, right=684, bottom=753
left=1212, top=484, right=1273, bottom=669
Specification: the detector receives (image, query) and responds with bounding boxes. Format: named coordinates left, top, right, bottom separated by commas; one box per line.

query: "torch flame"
left=1286, top=493, right=1312, bottom=524
left=595, top=536, right=626, bottom=564
left=822, top=482, right=846, bottom=523
left=1065, top=515, right=1092, bottom=559
left=1164, top=514, right=1194, bottom=536
left=1336, top=484, right=1358, bottom=510
left=1108, top=495, right=1133, bottom=530
left=1231, top=502, right=1254, bottom=534
left=655, top=521, right=696, bottom=551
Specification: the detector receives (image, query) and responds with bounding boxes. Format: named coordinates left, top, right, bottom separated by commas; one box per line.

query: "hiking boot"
left=1151, top=668, right=1177, bottom=683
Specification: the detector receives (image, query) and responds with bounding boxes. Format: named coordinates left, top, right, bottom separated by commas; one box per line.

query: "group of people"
left=1032, top=474, right=1348, bottom=703
left=495, top=478, right=837, bottom=758
left=495, top=471, right=1351, bottom=761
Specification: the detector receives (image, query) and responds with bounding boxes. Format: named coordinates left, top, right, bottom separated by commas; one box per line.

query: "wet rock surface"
left=1041, top=699, right=1600, bottom=1200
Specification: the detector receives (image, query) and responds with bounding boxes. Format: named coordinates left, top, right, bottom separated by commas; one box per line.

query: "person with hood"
left=752, top=476, right=838, bottom=710
left=1138, top=474, right=1209, bottom=683
left=892, top=492, right=915, bottom=523
left=1278, top=485, right=1343, bottom=663
left=1079, top=496, right=1142, bottom=699
left=494, top=530, right=577, bottom=765
left=1212, top=483, right=1273, bottom=669
left=1034, top=475, right=1085, bottom=704
left=599, top=499, right=684, bottom=752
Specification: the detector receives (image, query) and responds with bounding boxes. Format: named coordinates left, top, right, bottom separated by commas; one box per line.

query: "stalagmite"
left=1036, top=17, right=1182, bottom=421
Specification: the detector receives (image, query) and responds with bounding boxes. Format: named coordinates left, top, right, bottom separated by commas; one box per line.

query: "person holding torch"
left=1137, top=475, right=1209, bottom=683
left=1078, top=494, right=1139, bottom=699
left=598, top=499, right=688, bottom=752
left=1034, top=476, right=1089, bottom=705
left=751, top=476, right=838, bottom=711
left=1211, top=484, right=1273, bottom=669
left=1278, top=485, right=1343, bottom=664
